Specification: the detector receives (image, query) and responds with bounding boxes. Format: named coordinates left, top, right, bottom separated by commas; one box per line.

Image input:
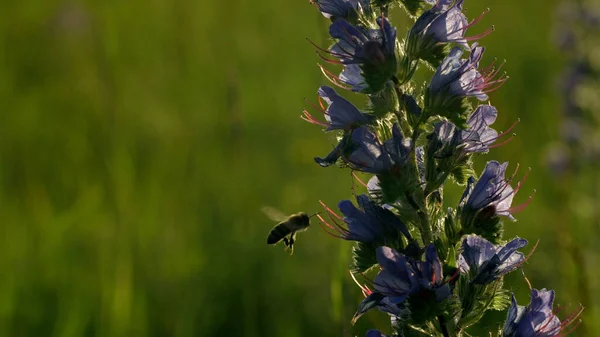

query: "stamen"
left=464, top=26, right=494, bottom=41
left=483, top=60, right=506, bottom=82
left=482, top=77, right=508, bottom=93
left=306, top=37, right=349, bottom=58
left=488, top=133, right=515, bottom=149
left=303, top=97, right=328, bottom=114
left=350, top=272, right=372, bottom=297
left=352, top=171, right=369, bottom=188
left=317, top=212, right=348, bottom=238
left=513, top=167, right=531, bottom=192
left=301, top=109, right=328, bottom=127
left=317, top=96, right=326, bottom=110
left=463, top=8, right=490, bottom=30
left=442, top=269, right=460, bottom=285
left=557, top=305, right=585, bottom=336
left=319, top=200, right=344, bottom=221
left=316, top=51, right=344, bottom=65
left=496, top=119, right=520, bottom=138
left=522, top=239, right=539, bottom=264
left=338, top=22, right=367, bottom=45
left=521, top=269, right=532, bottom=291
left=318, top=64, right=352, bottom=90
left=319, top=217, right=343, bottom=238
left=508, top=189, right=535, bottom=214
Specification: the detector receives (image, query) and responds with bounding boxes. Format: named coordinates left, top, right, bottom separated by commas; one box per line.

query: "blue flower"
left=329, top=17, right=396, bottom=66
left=353, top=245, right=451, bottom=323
left=408, top=0, right=493, bottom=65
left=458, top=235, right=528, bottom=285
left=432, top=104, right=513, bottom=156
left=317, top=17, right=397, bottom=93
left=314, top=136, right=346, bottom=167
left=302, top=86, right=373, bottom=131
left=460, top=161, right=531, bottom=222
left=426, top=44, right=507, bottom=121
left=319, top=194, right=413, bottom=244
left=344, top=126, right=393, bottom=173
left=312, top=0, right=371, bottom=21
left=502, top=289, right=583, bottom=337
left=460, top=105, right=501, bottom=153
left=365, top=330, right=391, bottom=337
left=341, top=124, right=413, bottom=173
left=411, top=244, right=451, bottom=299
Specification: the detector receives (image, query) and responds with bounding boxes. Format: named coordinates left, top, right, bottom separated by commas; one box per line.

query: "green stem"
left=438, top=315, right=450, bottom=337
left=418, top=209, right=432, bottom=244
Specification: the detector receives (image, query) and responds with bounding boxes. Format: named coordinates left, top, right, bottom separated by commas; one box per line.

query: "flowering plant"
left=283, top=0, right=585, bottom=335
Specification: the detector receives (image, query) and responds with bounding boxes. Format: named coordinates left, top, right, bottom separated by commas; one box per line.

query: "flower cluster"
left=274, top=0, right=585, bottom=335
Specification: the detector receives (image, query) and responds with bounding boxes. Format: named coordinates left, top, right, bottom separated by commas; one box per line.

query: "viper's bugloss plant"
left=277, top=0, right=586, bottom=335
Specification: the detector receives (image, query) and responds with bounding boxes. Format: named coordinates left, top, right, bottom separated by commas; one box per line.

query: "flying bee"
left=262, top=206, right=319, bottom=255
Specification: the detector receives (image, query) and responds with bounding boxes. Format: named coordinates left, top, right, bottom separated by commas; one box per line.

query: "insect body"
left=262, top=207, right=315, bottom=255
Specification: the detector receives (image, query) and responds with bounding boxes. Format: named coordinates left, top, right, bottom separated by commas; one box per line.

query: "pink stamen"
left=317, top=96, right=326, bottom=110
left=301, top=110, right=328, bottom=127
left=352, top=171, right=368, bottom=188
left=304, top=97, right=328, bottom=115
left=339, top=23, right=365, bottom=46
left=350, top=272, right=372, bottom=297
left=512, top=166, right=530, bottom=192
left=463, top=8, right=490, bottom=30
left=488, top=133, right=515, bottom=149
left=484, top=60, right=505, bottom=82
left=316, top=51, right=344, bottom=65
left=465, top=26, right=495, bottom=41
left=442, top=269, right=461, bottom=285
left=481, top=58, right=497, bottom=74
left=482, top=77, right=509, bottom=93
left=318, top=64, right=352, bottom=90
left=522, top=239, right=539, bottom=264
left=319, top=200, right=343, bottom=221
left=508, top=189, right=535, bottom=214
left=497, top=119, right=520, bottom=138
left=555, top=305, right=585, bottom=336
left=317, top=212, right=348, bottom=238
left=306, top=37, right=349, bottom=58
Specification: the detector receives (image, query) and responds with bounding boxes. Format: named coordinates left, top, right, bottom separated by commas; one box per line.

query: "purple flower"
left=458, top=235, right=528, bottom=285
left=315, top=17, right=397, bottom=93
left=302, top=86, right=373, bottom=131
left=502, top=289, right=583, bottom=337
left=311, top=0, right=371, bottom=21
left=426, top=44, right=507, bottom=115
left=460, top=161, right=531, bottom=222
left=353, top=245, right=451, bottom=323
left=319, top=194, right=413, bottom=244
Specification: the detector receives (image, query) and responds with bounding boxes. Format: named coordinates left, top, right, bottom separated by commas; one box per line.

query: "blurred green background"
left=0, top=0, right=597, bottom=336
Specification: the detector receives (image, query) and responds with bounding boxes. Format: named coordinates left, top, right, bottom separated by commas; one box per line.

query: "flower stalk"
left=271, top=0, right=584, bottom=335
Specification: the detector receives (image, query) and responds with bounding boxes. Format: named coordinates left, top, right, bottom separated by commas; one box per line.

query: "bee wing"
left=261, top=206, right=288, bottom=222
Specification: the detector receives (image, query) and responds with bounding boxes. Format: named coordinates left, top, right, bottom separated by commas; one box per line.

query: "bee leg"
left=288, top=233, right=297, bottom=255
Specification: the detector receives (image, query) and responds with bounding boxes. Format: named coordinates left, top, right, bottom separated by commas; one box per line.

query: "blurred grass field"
left=0, top=0, right=598, bottom=336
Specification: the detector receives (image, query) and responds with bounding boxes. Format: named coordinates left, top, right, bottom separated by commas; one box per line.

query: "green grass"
left=0, top=0, right=596, bottom=336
